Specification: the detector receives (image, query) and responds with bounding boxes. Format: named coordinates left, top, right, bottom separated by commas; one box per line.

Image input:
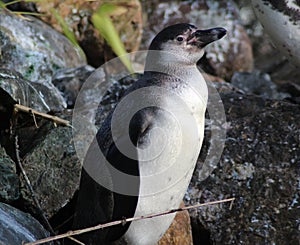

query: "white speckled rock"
left=252, top=0, right=300, bottom=67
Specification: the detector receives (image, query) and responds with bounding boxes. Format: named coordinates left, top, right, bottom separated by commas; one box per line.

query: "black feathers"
left=149, top=23, right=197, bottom=50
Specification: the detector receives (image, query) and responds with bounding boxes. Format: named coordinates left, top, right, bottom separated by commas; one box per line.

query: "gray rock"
left=21, top=126, right=81, bottom=218
left=231, top=71, right=290, bottom=100
left=95, top=73, right=143, bottom=127
left=52, top=65, right=95, bottom=108
left=186, top=92, right=300, bottom=245
left=0, top=68, right=66, bottom=112
left=0, top=202, right=52, bottom=244
left=0, top=147, right=19, bottom=202
left=0, top=12, right=86, bottom=86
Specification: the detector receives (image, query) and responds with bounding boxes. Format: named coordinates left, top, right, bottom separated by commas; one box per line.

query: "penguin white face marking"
left=158, top=25, right=227, bottom=64
left=160, top=28, right=204, bottom=64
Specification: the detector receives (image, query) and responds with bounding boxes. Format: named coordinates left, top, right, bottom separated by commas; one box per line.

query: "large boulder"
left=186, top=92, right=300, bottom=244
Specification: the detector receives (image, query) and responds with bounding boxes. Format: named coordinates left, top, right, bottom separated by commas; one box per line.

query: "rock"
left=0, top=147, right=19, bottom=202
left=186, top=92, right=300, bottom=244
left=141, top=0, right=253, bottom=80
left=0, top=12, right=86, bottom=85
left=0, top=68, right=66, bottom=113
left=95, top=73, right=142, bottom=127
left=158, top=202, right=193, bottom=245
left=21, top=125, right=81, bottom=218
left=1, top=0, right=36, bottom=12
left=33, top=0, right=143, bottom=67
left=0, top=87, right=16, bottom=131
left=231, top=71, right=290, bottom=100
left=0, top=202, right=52, bottom=244
left=0, top=68, right=67, bottom=158
left=278, top=82, right=300, bottom=98
left=251, top=0, right=300, bottom=68
left=52, top=65, right=95, bottom=108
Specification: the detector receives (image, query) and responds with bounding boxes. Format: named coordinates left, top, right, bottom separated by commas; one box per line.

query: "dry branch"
left=24, top=197, right=235, bottom=245
left=14, top=104, right=71, bottom=127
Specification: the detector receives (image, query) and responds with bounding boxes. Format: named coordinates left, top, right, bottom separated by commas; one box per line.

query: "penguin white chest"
left=124, top=72, right=207, bottom=245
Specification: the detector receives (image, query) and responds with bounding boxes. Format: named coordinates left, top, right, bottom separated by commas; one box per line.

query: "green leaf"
left=50, top=8, right=86, bottom=61
left=0, top=1, right=5, bottom=9
left=0, top=0, right=44, bottom=17
left=92, top=4, right=133, bottom=73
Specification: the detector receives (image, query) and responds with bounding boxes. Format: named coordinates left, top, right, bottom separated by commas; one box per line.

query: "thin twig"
left=24, top=197, right=235, bottom=245
left=67, top=236, right=85, bottom=245
left=15, top=135, right=55, bottom=235
left=31, top=110, right=39, bottom=128
left=229, top=198, right=234, bottom=210
left=14, top=104, right=71, bottom=127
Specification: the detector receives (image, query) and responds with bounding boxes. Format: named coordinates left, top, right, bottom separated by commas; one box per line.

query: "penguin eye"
left=176, top=36, right=184, bottom=42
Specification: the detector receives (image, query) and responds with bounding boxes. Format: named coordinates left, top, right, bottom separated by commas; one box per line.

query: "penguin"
left=73, top=23, right=226, bottom=245
left=251, top=0, right=300, bottom=67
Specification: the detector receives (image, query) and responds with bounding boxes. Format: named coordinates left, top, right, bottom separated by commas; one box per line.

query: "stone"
left=52, top=65, right=95, bottom=108
left=186, top=92, right=300, bottom=244
left=21, top=126, right=81, bottom=218
left=0, top=68, right=67, bottom=159
left=0, top=12, right=86, bottom=85
left=0, top=202, right=52, bottom=244
left=0, top=147, right=19, bottom=202
left=158, top=202, right=193, bottom=245
left=0, top=68, right=66, bottom=113
left=231, top=71, right=290, bottom=100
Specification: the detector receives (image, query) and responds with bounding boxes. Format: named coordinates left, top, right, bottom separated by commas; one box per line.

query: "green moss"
left=25, top=64, right=34, bottom=79
left=51, top=63, right=61, bottom=72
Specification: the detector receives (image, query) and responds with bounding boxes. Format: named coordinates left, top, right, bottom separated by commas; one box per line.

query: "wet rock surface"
left=0, top=202, right=52, bottom=245
left=186, top=92, right=300, bottom=245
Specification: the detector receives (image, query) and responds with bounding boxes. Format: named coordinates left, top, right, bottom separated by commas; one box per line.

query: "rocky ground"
left=0, top=0, right=299, bottom=244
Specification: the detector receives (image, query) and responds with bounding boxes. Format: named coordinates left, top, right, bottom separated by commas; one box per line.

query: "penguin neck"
left=144, top=51, right=203, bottom=84
left=144, top=59, right=201, bottom=85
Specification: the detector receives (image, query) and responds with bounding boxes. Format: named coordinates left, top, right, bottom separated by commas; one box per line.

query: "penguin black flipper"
left=106, top=106, right=157, bottom=242
left=104, top=141, right=139, bottom=242
left=73, top=131, right=140, bottom=244
left=72, top=141, right=113, bottom=244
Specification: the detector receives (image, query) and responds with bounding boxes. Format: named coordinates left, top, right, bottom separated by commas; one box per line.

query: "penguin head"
left=148, top=23, right=227, bottom=64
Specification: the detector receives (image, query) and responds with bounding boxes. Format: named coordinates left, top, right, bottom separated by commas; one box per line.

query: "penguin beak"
left=187, top=27, right=227, bottom=47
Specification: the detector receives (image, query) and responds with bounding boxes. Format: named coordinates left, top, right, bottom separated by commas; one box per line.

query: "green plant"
left=50, top=8, right=86, bottom=60
left=92, top=3, right=134, bottom=73
left=0, top=0, right=43, bottom=17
